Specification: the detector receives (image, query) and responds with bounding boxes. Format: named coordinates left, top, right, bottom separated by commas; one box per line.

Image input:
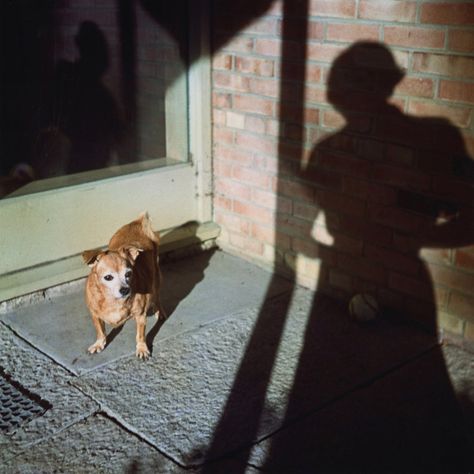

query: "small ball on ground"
left=349, top=293, right=379, bottom=323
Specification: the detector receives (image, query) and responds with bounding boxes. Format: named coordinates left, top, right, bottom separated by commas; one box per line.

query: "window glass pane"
left=0, top=1, right=189, bottom=199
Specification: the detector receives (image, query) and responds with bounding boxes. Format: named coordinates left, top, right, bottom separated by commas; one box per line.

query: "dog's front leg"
left=88, top=314, right=107, bottom=354
left=135, top=313, right=150, bottom=359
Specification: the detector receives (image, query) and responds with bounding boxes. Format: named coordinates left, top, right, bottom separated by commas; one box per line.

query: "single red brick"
left=305, top=86, right=328, bottom=104
left=232, top=165, right=272, bottom=189
left=255, top=38, right=282, bottom=57
left=421, top=2, right=474, bottom=26
left=244, top=115, right=266, bottom=135
left=309, top=0, right=357, bottom=18
left=248, top=77, right=280, bottom=99
left=439, top=80, right=474, bottom=104
left=235, top=131, right=278, bottom=157
left=213, top=127, right=234, bottom=146
left=233, top=200, right=274, bottom=225
left=395, top=77, right=435, bottom=98
left=212, top=53, right=233, bottom=70
left=233, top=94, right=274, bottom=116
left=235, top=56, right=275, bottom=76
left=214, top=195, right=233, bottom=211
left=212, top=92, right=232, bottom=108
left=359, top=1, right=417, bottom=22
left=213, top=72, right=249, bottom=93
left=215, top=177, right=252, bottom=201
left=213, top=159, right=233, bottom=178
left=449, top=29, right=474, bottom=53
left=412, top=53, right=474, bottom=79
left=384, top=26, right=445, bottom=49
left=213, top=109, right=226, bottom=126
left=307, top=42, right=346, bottom=64
left=327, top=23, right=380, bottom=43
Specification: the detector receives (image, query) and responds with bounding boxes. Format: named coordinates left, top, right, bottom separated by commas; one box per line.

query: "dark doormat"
left=0, top=367, right=50, bottom=435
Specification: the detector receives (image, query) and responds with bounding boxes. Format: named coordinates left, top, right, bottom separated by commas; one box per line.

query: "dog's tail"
left=138, top=211, right=159, bottom=244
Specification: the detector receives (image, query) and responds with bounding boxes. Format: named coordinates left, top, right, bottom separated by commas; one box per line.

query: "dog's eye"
left=125, top=271, right=132, bottom=279
left=104, top=275, right=114, bottom=281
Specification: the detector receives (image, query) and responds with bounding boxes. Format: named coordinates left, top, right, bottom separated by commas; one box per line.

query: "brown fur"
left=82, top=212, right=164, bottom=359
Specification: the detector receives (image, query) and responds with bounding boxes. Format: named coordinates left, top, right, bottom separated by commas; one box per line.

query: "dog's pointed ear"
left=119, top=245, right=143, bottom=262
left=82, top=248, right=104, bottom=267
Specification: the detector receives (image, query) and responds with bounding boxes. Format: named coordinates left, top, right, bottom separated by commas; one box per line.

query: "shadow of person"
left=259, top=41, right=474, bottom=472
left=35, top=21, right=123, bottom=177
left=306, top=41, right=473, bottom=327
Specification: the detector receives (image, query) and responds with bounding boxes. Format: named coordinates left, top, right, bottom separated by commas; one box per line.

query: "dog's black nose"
left=120, top=287, right=130, bottom=296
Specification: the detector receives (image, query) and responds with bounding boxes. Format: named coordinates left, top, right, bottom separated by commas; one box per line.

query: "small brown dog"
left=82, top=212, right=164, bottom=359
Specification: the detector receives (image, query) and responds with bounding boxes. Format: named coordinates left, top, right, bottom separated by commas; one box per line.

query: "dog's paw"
left=136, top=342, right=150, bottom=359
left=88, top=338, right=106, bottom=354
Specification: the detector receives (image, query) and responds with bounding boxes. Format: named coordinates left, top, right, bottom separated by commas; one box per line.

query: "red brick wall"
left=211, top=0, right=474, bottom=344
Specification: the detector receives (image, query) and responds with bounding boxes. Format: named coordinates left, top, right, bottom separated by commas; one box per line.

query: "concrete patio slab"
left=0, top=324, right=97, bottom=461
left=74, top=288, right=438, bottom=467
left=247, top=346, right=473, bottom=472
left=2, top=414, right=187, bottom=474
left=0, top=250, right=292, bottom=375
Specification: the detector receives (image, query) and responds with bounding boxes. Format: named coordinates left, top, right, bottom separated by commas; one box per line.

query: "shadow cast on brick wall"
left=202, top=2, right=474, bottom=472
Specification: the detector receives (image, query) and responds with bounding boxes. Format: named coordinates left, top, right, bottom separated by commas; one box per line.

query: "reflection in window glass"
left=0, top=1, right=188, bottom=199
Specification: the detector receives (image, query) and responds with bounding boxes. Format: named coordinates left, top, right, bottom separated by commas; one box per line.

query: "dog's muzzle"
left=119, top=287, right=130, bottom=297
